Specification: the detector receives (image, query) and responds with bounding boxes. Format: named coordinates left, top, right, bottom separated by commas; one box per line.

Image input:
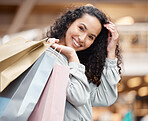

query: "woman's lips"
left=72, top=37, right=81, bottom=47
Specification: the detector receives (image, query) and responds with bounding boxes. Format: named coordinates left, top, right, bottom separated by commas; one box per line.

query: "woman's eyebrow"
left=91, top=34, right=97, bottom=38
left=80, top=23, right=97, bottom=38
left=80, top=23, right=87, bottom=30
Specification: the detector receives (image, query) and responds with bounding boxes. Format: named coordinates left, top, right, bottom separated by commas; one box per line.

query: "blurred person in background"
left=114, top=101, right=134, bottom=121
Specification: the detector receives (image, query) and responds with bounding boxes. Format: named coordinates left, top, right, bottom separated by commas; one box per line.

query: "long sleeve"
left=66, top=62, right=90, bottom=107
left=90, top=58, right=121, bottom=107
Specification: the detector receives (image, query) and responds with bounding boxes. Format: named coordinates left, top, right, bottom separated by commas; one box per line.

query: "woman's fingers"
left=46, top=38, right=59, bottom=44
left=104, top=23, right=116, bottom=32
left=51, top=43, right=63, bottom=52
left=105, top=26, right=115, bottom=33
left=104, top=22, right=119, bottom=40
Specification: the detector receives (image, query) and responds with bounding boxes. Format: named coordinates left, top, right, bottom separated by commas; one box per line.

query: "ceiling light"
left=127, top=77, right=142, bottom=88
left=115, top=16, right=134, bottom=25
left=138, top=86, right=148, bottom=97
left=144, top=75, right=148, bottom=83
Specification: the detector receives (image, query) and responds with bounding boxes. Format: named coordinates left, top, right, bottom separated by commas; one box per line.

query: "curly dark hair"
left=46, top=5, right=122, bottom=86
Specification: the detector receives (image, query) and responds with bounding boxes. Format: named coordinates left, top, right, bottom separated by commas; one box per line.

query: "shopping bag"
left=0, top=65, right=32, bottom=116
left=0, top=37, right=51, bottom=92
left=28, top=64, right=70, bottom=121
left=0, top=52, right=56, bottom=121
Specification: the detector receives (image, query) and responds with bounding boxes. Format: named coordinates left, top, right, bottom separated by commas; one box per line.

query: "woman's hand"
left=104, top=22, right=119, bottom=60
left=46, top=38, right=59, bottom=44
left=47, top=38, right=80, bottom=63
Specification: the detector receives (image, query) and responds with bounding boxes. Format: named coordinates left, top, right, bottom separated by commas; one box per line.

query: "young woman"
left=46, top=5, right=122, bottom=121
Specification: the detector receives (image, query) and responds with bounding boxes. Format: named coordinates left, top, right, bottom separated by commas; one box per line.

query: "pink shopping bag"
left=28, top=64, right=69, bottom=121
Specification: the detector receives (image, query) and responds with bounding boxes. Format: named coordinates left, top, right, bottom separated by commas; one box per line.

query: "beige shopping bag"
left=0, top=37, right=51, bottom=92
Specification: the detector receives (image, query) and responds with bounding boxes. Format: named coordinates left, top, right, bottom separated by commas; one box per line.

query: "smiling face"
left=64, top=14, right=102, bottom=51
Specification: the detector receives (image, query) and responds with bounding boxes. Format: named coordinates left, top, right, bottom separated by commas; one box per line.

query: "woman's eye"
left=88, top=36, right=94, bottom=40
left=79, top=26, right=84, bottom=31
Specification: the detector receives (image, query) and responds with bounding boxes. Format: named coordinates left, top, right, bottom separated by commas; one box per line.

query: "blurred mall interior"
left=0, top=0, right=148, bottom=121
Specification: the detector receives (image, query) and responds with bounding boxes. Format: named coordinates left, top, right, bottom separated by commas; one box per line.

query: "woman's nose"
left=78, top=34, right=87, bottom=43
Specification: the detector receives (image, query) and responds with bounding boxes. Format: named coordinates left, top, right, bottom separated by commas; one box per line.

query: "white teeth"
left=73, top=39, right=80, bottom=47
